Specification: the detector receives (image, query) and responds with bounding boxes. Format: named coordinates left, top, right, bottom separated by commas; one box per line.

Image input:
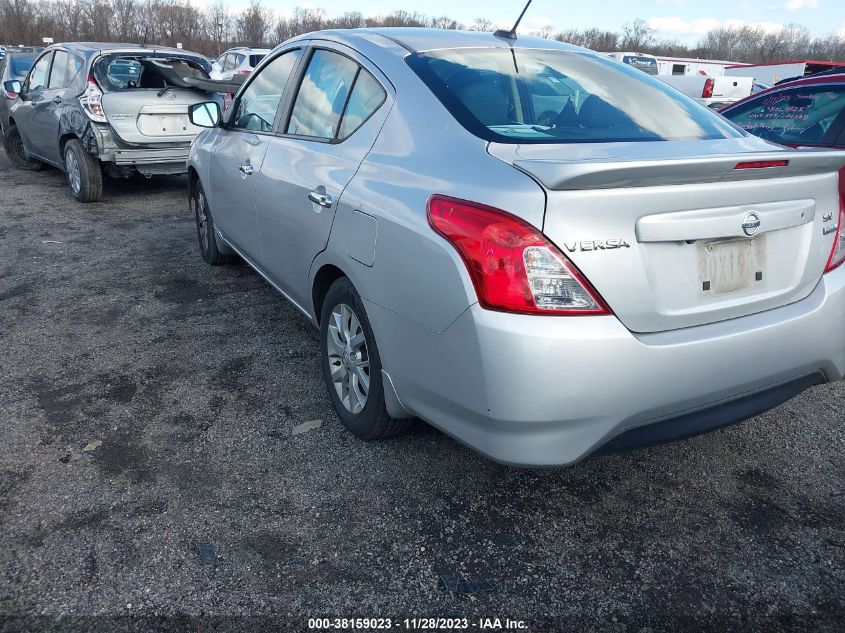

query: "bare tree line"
left=1, top=0, right=844, bottom=63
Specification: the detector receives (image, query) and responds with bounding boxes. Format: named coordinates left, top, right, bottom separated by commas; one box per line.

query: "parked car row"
left=4, top=32, right=845, bottom=466
left=210, top=47, right=270, bottom=80
left=2, top=42, right=225, bottom=201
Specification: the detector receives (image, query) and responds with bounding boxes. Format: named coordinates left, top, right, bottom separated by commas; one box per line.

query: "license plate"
left=138, top=114, right=191, bottom=136
left=698, top=236, right=766, bottom=295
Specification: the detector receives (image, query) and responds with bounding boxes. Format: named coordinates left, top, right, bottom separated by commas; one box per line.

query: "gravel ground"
left=0, top=151, right=844, bottom=633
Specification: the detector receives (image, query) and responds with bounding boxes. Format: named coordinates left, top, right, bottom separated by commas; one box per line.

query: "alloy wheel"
left=66, top=151, right=81, bottom=195
left=195, top=189, right=209, bottom=251
left=326, top=303, right=370, bottom=414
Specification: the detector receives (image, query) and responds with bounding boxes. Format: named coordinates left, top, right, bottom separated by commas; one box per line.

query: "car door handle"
left=239, top=163, right=254, bottom=176
left=308, top=191, right=332, bottom=208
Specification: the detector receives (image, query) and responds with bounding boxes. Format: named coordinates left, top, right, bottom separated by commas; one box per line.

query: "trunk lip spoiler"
left=512, top=150, right=845, bottom=191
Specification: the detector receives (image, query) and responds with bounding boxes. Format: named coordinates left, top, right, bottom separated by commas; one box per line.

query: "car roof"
left=224, top=47, right=272, bottom=54
left=293, top=27, right=587, bottom=55
left=45, top=42, right=205, bottom=58
left=3, top=50, right=39, bottom=59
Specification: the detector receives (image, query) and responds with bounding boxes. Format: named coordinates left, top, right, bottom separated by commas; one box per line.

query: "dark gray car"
left=2, top=42, right=220, bottom=202
left=0, top=51, right=38, bottom=133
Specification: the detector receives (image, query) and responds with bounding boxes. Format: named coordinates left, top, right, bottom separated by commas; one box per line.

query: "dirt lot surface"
left=0, top=152, right=844, bottom=632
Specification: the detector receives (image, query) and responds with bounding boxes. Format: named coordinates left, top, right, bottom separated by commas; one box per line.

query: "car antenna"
left=494, top=0, right=534, bottom=41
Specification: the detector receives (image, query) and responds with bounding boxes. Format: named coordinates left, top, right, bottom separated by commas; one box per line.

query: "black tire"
left=191, top=179, right=236, bottom=265
left=63, top=138, right=102, bottom=203
left=319, top=277, right=411, bottom=440
left=3, top=124, right=43, bottom=171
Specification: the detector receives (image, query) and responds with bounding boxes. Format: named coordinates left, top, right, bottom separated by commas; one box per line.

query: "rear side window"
left=48, top=51, right=83, bottom=88
left=337, top=70, right=386, bottom=139
left=26, top=53, right=51, bottom=93
left=408, top=48, right=740, bottom=144
left=248, top=55, right=266, bottom=68
left=287, top=50, right=359, bottom=139
left=725, top=87, right=845, bottom=145
left=234, top=49, right=302, bottom=132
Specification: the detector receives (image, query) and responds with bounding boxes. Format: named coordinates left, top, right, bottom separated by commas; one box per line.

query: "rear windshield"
left=723, top=87, right=845, bottom=145
left=623, top=55, right=658, bottom=75
left=93, top=55, right=209, bottom=91
left=248, top=54, right=266, bottom=68
left=407, top=48, right=742, bottom=144
left=10, top=57, right=35, bottom=77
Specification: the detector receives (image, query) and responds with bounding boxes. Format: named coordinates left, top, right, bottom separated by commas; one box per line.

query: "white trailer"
left=655, top=56, right=748, bottom=77
left=725, top=60, right=845, bottom=84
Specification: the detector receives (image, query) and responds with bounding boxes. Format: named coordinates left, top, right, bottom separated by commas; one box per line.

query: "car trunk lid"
left=101, top=89, right=212, bottom=145
left=490, top=138, right=845, bottom=333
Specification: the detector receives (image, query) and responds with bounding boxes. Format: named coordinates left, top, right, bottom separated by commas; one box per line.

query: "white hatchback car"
left=210, top=48, right=271, bottom=81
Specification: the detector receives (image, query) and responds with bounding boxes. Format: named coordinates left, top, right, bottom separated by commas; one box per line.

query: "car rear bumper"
left=111, top=147, right=190, bottom=167
left=91, top=124, right=190, bottom=171
left=368, top=265, right=845, bottom=467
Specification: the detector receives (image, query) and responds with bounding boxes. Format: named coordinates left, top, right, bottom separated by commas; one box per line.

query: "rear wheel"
left=3, top=124, right=43, bottom=171
left=319, top=277, right=411, bottom=440
left=63, top=139, right=102, bottom=203
left=192, top=179, right=236, bottom=265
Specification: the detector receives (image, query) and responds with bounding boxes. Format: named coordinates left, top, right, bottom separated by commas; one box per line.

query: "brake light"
left=427, top=195, right=611, bottom=315
left=702, top=78, right=714, bottom=99
left=3, top=90, right=16, bottom=99
left=824, top=197, right=845, bottom=273
left=237, top=69, right=252, bottom=75
left=734, top=160, right=789, bottom=170
left=78, top=76, right=106, bottom=123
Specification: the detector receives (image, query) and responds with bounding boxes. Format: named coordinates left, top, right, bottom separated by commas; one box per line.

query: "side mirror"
left=189, top=101, right=221, bottom=128
left=3, top=79, right=22, bottom=95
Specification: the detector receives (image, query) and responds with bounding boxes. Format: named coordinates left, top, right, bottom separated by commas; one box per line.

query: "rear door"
left=207, top=46, right=304, bottom=259
left=13, top=51, right=52, bottom=157
left=255, top=44, right=391, bottom=308
left=37, top=50, right=84, bottom=164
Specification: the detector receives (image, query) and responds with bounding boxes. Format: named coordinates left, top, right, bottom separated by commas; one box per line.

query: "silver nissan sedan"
left=185, top=29, right=845, bottom=467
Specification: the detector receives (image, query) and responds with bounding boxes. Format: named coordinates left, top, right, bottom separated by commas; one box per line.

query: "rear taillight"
left=427, top=195, right=611, bottom=316
left=824, top=197, right=845, bottom=273
left=78, top=76, right=106, bottom=122
left=3, top=89, right=16, bottom=99
left=237, top=69, right=252, bottom=75
left=702, top=78, right=714, bottom=99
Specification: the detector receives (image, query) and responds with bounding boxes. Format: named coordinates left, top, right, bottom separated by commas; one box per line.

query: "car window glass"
left=234, top=49, right=302, bottom=132
left=104, top=59, right=142, bottom=89
left=49, top=52, right=83, bottom=89
left=248, top=54, right=266, bottom=68
left=234, top=54, right=245, bottom=68
left=287, top=50, right=358, bottom=139
left=726, top=87, right=845, bottom=145
left=223, top=54, right=236, bottom=71
left=10, top=57, right=35, bottom=78
left=338, top=69, right=386, bottom=139
left=27, top=53, right=51, bottom=93
left=408, top=48, right=740, bottom=144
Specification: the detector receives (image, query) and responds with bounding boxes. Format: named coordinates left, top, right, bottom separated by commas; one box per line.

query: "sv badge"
left=563, top=239, right=631, bottom=253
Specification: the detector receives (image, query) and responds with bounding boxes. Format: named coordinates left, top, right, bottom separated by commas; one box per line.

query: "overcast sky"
left=241, top=0, right=845, bottom=44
